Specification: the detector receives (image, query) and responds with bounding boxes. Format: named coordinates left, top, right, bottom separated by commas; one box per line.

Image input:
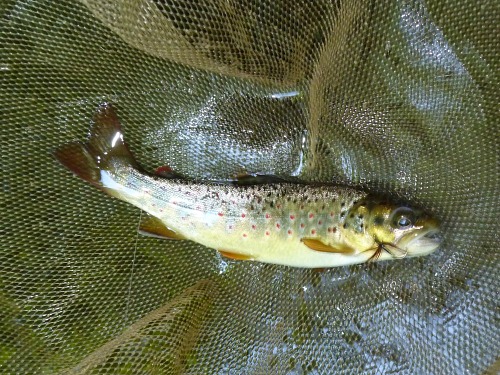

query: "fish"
left=54, top=104, right=442, bottom=268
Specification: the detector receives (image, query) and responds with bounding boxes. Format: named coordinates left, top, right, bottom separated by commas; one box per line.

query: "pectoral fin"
left=139, top=213, right=185, bottom=240
left=218, top=250, right=253, bottom=261
left=301, top=238, right=354, bottom=254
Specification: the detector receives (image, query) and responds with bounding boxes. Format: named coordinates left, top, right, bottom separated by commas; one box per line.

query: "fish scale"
left=115, top=165, right=365, bottom=246
left=54, top=105, right=441, bottom=268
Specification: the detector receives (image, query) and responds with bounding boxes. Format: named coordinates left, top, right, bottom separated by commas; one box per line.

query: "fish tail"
left=54, top=104, right=137, bottom=188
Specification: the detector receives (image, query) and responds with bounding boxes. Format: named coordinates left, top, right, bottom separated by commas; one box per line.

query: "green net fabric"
left=1, top=0, right=498, bottom=373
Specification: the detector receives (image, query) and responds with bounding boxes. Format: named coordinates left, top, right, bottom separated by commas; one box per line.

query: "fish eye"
left=391, top=208, right=415, bottom=229
left=397, top=216, right=411, bottom=227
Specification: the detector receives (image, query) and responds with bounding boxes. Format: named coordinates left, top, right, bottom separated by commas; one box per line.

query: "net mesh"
left=1, top=0, right=498, bottom=374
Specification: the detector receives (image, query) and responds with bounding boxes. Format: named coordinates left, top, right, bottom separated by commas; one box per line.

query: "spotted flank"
left=54, top=105, right=442, bottom=268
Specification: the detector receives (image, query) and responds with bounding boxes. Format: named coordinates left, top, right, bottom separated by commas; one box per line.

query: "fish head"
left=344, top=197, right=442, bottom=259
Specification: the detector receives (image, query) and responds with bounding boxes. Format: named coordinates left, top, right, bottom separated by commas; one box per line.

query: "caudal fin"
left=54, top=104, right=137, bottom=188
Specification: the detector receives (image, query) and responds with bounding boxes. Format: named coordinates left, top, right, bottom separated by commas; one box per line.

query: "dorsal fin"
left=138, top=213, right=185, bottom=240
left=301, top=238, right=354, bottom=254
left=233, top=173, right=287, bottom=186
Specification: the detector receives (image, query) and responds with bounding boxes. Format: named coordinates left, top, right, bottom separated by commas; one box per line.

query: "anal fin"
left=139, top=213, right=185, bottom=240
left=218, top=250, right=253, bottom=261
left=301, top=238, right=354, bottom=254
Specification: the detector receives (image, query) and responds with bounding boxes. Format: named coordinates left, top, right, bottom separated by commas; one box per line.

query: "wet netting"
left=1, top=0, right=498, bottom=374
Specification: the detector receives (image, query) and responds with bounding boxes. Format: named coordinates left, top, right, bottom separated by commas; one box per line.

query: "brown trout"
left=54, top=105, right=441, bottom=268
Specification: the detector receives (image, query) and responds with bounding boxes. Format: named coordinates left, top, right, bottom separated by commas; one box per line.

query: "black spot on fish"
left=270, top=201, right=274, bottom=208
left=350, top=213, right=355, bottom=218
left=343, top=223, right=348, bottom=229
left=341, top=202, right=345, bottom=207
left=340, top=211, right=346, bottom=218
left=373, top=216, right=384, bottom=226
left=358, top=214, right=364, bottom=219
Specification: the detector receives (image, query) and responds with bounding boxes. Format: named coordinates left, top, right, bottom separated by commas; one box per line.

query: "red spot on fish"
left=318, top=220, right=322, bottom=225
left=300, top=205, right=304, bottom=210
left=276, top=204, right=281, bottom=209
left=330, top=212, right=334, bottom=217
left=288, top=229, right=292, bottom=235
left=218, top=212, right=224, bottom=217
left=265, top=231, right=270, bottom=236
left=241, top=213, right=246, bottom=218
left=309, top=213, right=314, bottom=219
left=252, top=225, right=256, bottom=230
left=265, top=213, right=271, bottom=219
left=327, top=227, right=332, bottom=233
left=300, top=223, right=305, bottom=228
left=311, top=229, right=317, bottom=235
left=276, top=223, right=281, bottom=229
left=332, top=227, right=337, bottom=233
left=155, top=165, right=173, bottom=174
left=290, top=215, right=295, bottom=220
left=243, top=233, right=247, bottom=238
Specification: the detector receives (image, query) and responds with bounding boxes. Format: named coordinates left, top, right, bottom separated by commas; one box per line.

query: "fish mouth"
left=399, top=228, right=442, bottom=257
